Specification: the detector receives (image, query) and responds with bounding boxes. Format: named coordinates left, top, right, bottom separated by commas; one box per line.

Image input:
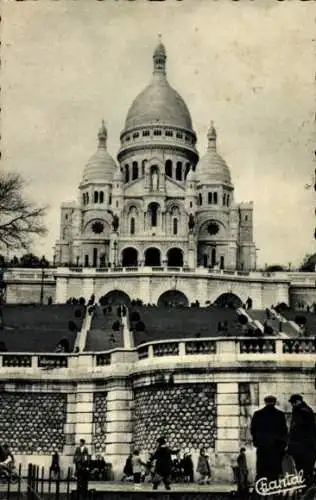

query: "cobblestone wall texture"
left=92, top=392, right=108, bottom=453
left=133, top=384, right=217, bottom=452
left=0, top=392, right=67, bottom=454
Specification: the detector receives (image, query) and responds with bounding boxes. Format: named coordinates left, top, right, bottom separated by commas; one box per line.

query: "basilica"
left=54, top=39, right=256, bottom=271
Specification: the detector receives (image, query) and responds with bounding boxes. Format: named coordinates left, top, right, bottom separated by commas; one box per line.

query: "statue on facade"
left=188, top=214, right=195, bottom=232
left=112, top=215, right=119, bottom=232
left=151, top=169, right=159, bottom=191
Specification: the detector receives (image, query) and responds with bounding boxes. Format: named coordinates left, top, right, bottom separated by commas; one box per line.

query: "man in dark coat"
left=151, top=437, right=176, bottom=490
left=250, top=395, right=288, bottom=481
left=288, top=394, right=316, bottom=487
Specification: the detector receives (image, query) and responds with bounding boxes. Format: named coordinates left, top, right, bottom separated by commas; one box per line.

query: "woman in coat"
left=197, top=448, right=211, bottom=484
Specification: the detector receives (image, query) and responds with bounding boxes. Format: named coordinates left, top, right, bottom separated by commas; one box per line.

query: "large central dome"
left=124, top=39, right=193, bottom=132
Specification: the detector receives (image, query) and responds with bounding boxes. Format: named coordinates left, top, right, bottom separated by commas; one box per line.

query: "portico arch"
left=145, top=247, right=161, bottom=266
left=99, top=290, right=131, bottom=306
left=122, top=247, right=138, bottom=267
left=213, top=292, right=242, bottom=309
left=167, top=248, right=184, bottom=267
left=157, top=290, right=189, bottom=308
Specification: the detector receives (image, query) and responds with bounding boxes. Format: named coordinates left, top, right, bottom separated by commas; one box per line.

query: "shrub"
left=74, top=309, right=82, bottom=318
left=68, top=320, right=78, bottom=332
left=238, top=314, right=248, bottom=325
left=130, top=311, right=141, bottom=323
left=79, top=297, right=86, bottom=306
left=135, top=321, right=145, bottom=332
left=294, top=315, right=307, bottom=326
left=112, top=321, right=120, bottom=331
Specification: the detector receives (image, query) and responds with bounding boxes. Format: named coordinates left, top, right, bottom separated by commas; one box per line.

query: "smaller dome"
left=82, top=121, right=116, bottom=184
left=197, top=122, right=232, bottom=186
left=154, top=35, right=166, bottom=59
left=186, top=167, right=196, bottom=182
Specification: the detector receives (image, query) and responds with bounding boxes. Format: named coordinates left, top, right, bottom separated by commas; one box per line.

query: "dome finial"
left=98, top=119, right=107, bottom=149
left=153, top=35, right=167, bottom=77
left=207, top=120, right=217, bottom=151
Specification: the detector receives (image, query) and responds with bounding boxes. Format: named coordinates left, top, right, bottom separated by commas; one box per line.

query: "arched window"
left=130, top=217, right=135, bottom=235
left=213, top=192, right=218, bottom=204
left=82, top=193, right=86, bottom=205
left=208, top=192, right=213, bottom=204
left=185, top=163, right=190, bottom=179
left=94, top=191, right=99, bottom=203
left=125, top=165, right=130, bottom=183
left=199, top=193, right=202, bottom=206
left=86, top=193, right=89, bottom=204
left=227, top=194, right=230, bottom=206
left=100, top=191, right=104, bottom=203
left=84, top=255, right=89, bottom=267
left=132, top=162, right=138, bottom=180
left=150, top=204, right=158, bottom=227
left=173, top=218, right=178, bottom=235
left=165, top=160, right=172, bottom=177
left=223, top=193, right=226, bottom=206
left=176, top=162, right=182, bottom=181
left=93, top=248, right=98, bottom=267
left=142, top=160, right=147, bottom=176
left=190, top=201, right=193, bottom=208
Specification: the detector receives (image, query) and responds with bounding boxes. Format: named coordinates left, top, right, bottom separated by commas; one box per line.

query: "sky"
left=1, top=0, right=315, bottom=268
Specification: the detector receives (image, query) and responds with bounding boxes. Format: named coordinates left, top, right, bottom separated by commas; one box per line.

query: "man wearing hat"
left=150, top=437, right=177, bottom=490
left=250, top=395, right=288, bottom=481
left=288, top=394, right=316, bottom=487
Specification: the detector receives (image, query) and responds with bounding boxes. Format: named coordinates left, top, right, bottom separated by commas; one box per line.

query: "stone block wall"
left=0, top=392, right=67, bottom=454
left=92, top=392, right=108, bottom=454
left=133, top=384, right=217, bottom=453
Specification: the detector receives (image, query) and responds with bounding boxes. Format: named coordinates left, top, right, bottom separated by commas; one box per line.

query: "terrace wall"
left=0, top=338, right=314, bottom=482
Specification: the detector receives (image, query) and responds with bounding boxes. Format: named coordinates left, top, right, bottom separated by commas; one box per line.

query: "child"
left=131, top=450, right=144, bottom=484
left=236, top=447, right=249, bottom=500
left=197, top=448, right=211, bottom=485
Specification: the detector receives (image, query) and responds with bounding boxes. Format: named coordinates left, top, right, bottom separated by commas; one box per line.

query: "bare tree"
left=0, top=172, right=48, bottom=251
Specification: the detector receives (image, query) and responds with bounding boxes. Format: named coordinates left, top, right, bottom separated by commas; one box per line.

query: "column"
left=216, top=382, right=239, bottom=482
left=74, top=383, right=94, bottom=452
left=63, top=392, right=77, bottom=470
left=55, top=277, right=69, bottom=304
left=105, top=379, right=133, bottom=479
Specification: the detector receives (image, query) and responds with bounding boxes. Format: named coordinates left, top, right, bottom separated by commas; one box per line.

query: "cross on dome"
left=98, top=119, right=107, bottom=149
left=207, top=120, right=217, bottom=151
left=153, top=34, right=167, bottom=77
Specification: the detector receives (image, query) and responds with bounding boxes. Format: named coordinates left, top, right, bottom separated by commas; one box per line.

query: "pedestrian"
left=236, top=447, right=249, bottom=500
left=73, top=439, right=89, bottom=477
left=181, top=451, right=194, bottom=483
left=150, top=437, right=175, bottom=490
left=49, top=450, right=61, bottom=480
left=121, top=453, right=133, bottom=482
left=197, top=448, right=211, bottom=484
left=288, top=394, right=316, bottom=487
left=250, top=395, right=288, bottom=481
left=131, top=450, right=144, bottom=484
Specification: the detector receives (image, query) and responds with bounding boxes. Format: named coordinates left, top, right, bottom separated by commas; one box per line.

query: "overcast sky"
left=2, top=1, right=315, bottom=267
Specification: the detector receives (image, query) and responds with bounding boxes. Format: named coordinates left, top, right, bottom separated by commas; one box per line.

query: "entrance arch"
left=122, top=247, right=138, bottom=267
left=158, top=290, right=189, bottom=308
left=99, top=290, right=131, bottom=306
left=213, top=293, right=242, bottom=309
left=145, top=247, right=161, bottom=266
left=167, top=248, right=183, bottom=267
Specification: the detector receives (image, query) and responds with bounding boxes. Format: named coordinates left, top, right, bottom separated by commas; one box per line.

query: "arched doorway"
left=99, top=290, right=131, bottom=306
left=122, top=247, right=138, bottom=267
left=213, top=293, right=242, bottom=309
left=158, top=290, right=189, bottom=308
left=167, top=248, right=184, bottom=267
left=145, top=247, right=161, bottom=266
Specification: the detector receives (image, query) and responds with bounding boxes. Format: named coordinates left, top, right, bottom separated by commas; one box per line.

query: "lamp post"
left=40, top=255, right=46, bottom=305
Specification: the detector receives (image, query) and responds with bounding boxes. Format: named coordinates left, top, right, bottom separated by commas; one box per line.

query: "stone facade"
left=0, top=341, right=314, bottom=482
left=54, top=40, right=256, bottom=272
